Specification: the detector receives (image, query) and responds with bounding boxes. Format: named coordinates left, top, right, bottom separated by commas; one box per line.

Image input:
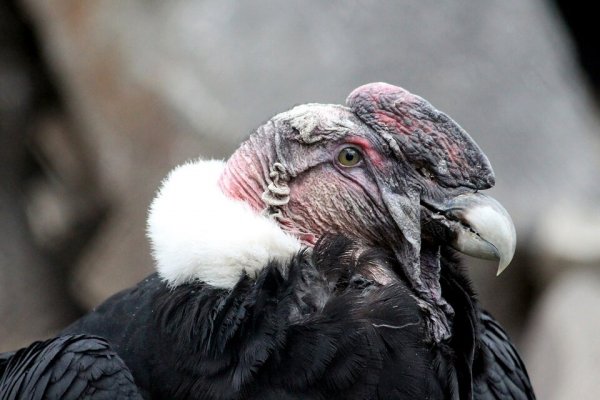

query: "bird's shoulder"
left=63, top=273, right=166, bottom=334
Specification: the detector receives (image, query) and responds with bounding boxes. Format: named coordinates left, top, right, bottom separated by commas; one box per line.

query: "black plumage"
left=0, top=334, right=142, bottom=399
left=438, top=249, right=535, bottom=399
left=1, top=82, right=535, bottom=399
left=474, top=312, right=535, bottom=399
left=58, top=236, right=533, bottom=399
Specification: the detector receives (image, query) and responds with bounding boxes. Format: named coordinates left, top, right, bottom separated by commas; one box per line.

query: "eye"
left=337, top=146, right=363, bottom=167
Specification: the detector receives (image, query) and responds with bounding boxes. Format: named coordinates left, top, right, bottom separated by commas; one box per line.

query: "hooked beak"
left=429, top=193, right=516, bottom=275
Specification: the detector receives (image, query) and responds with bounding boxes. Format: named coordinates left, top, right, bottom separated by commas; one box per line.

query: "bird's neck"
left=218, top=140, right=272, bottom=214
left=416, top=243, right=455, bottom=343
left=219, top=137, right=317, bottom=246
left=147, top=159, right=302, bottom=288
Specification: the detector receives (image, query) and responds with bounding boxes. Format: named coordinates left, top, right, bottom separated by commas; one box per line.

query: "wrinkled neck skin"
left=218, top=136, right=269, bottom=214
left=376, top=178, right=454, bottom=342
left=218, top=128, right=317, bottom=246
left=219, top=134, right=453, bottom=343
left=417, top=242, right=454, bottom=341
left=380, top=195, right=453, bottom=342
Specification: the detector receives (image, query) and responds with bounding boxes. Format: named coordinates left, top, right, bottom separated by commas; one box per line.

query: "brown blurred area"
left=1, top=1, right=599, bottom=398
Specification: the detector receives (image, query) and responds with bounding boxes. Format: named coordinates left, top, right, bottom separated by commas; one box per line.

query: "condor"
left=1, top=83, right=534, bottom=399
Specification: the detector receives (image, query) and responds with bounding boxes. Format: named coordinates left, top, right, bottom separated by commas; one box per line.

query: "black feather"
left=0, top=335, right=142, bottom=400
left=58, top=236, right=453, bottom=398
left=12, top=236, right=533, bottom=399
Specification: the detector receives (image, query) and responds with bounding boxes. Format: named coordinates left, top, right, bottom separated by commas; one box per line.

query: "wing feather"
left=0, top=335, right=142, bottom=400
left=474, top=311, right=535, bottom=400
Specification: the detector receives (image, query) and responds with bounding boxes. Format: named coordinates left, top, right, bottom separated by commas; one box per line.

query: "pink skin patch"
left=348, top=82, right=491, bottom=183
left=345, top=136, right=385, bottom=169
left=218, top=153, right=265, bottom=213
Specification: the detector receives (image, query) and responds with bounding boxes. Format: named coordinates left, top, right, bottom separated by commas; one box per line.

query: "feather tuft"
left=147, top=159, right=302, bottom=288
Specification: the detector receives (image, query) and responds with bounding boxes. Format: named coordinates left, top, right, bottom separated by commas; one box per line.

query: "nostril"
left=418, top=167, right=434, bottom=180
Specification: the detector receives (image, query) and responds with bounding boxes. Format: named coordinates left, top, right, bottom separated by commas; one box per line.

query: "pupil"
left=338, top=147, right=361, bottom=166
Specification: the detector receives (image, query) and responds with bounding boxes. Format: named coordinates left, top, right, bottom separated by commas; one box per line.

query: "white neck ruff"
left=147, top=159, right=302, bottom=288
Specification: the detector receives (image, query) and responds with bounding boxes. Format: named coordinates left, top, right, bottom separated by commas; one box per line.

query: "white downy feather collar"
left=147, top=159, right=302, bottom=288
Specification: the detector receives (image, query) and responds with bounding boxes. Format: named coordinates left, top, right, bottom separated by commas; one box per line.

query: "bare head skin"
left=218, top=83, right=516, bottom=342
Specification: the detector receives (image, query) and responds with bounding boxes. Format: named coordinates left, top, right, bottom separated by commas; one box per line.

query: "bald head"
left=219, top=83, right=514, bottom=305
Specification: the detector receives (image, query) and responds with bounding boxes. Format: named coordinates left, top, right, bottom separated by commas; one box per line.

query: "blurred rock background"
left=1, top=1, right=599, bottom=398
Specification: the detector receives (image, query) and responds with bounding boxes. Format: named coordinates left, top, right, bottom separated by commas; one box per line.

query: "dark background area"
left=554, top=0, right=600, bottom=98
left=1, top=1, right=599, bottom=398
